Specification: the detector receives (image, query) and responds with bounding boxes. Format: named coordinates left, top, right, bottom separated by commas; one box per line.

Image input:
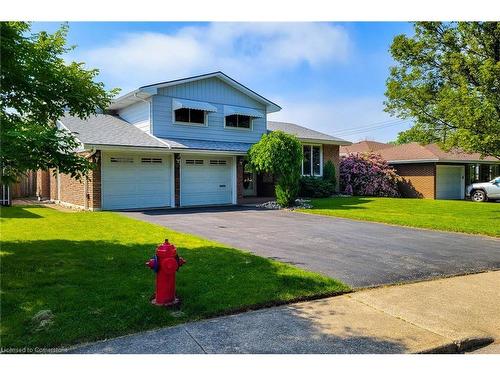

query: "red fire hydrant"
left=146, top=239, right=186, bottom=306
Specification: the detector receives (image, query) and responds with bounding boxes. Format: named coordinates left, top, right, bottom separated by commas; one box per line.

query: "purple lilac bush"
left=340, top=153, right=400, bottom=197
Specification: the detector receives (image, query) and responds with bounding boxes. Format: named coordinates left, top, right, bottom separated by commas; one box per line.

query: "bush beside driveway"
left=0, top=206, right=348, bottom=349
left=298, top=197, right=499, bottom=237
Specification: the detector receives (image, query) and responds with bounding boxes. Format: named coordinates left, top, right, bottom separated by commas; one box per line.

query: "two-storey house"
left=37, top=72, right=350, bottom=210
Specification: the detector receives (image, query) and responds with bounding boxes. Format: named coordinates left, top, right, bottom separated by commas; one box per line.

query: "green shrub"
left=300, top=176, right=336, bottom=198
left=276, top=174, right=301, bottom=206
left=248, top=131, right=303, bottom=207
left=323, top=160, right=336, bottom=186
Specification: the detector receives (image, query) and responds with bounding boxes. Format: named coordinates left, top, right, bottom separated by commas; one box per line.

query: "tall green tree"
left=248, top=130, right=303, bottom=207
left=0, top=22, right=119, bottom=184
left=385, top=22, right=500, bottom=159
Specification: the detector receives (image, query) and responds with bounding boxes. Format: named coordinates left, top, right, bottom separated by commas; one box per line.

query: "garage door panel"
left=102, top=153, right=171, bottom=210
left=181, top=156, right=233, bottom=206
left=436, top=165, right=464, bottom=200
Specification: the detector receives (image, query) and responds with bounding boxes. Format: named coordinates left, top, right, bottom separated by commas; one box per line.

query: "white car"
left=466, top=177, right=500, bottom=202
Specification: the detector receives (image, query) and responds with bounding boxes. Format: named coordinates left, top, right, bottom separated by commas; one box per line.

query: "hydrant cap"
left=156, top=238, right=177, bottom=258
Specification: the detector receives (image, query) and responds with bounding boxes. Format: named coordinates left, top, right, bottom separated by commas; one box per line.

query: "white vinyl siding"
left=101, top=152, right=171, bottom=209
left=180, top=155, right=233, bottom=206
left=118, top=101, right=151, bottom=133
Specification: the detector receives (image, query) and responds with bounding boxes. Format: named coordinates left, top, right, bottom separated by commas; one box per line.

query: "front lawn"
left=0, top=206, right=348, bottom=349
left=298, top=197, right=499, bottom=237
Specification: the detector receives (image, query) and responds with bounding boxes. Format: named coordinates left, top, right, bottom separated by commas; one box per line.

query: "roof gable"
left=109, top=71, right=281, bottom=113
left=157, top=76, right=265, bottom=110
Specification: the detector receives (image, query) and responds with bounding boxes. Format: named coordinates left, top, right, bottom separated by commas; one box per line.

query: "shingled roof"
left=58, top=114, right=169, bottom=149
left=340, top=140, right=390, bottom=154
left=378, top=142, right=498, bottom=163
left=267, top=121, right=351, bottom=145
left=58, top=114, right=253, bottom=153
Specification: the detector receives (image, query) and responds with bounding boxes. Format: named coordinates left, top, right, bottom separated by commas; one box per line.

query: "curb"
left=418, top=337, right=494, bottom=354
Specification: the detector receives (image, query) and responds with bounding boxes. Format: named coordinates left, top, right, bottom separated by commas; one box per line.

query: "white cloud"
left=79, top=22, right=350, bottom=90
left=268, top=96, right=412, bottom=143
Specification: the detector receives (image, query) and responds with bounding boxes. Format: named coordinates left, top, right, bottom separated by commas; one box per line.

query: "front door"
left=242, top=162, right=256, bottom=196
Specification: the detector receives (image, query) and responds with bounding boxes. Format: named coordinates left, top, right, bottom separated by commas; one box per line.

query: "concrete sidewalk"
left=69, top=271, right=500, bottom=354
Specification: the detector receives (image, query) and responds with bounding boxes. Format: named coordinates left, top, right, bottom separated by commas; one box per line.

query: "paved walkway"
left=123, top=207, right=500, bottom=287
left=69, top=271, right=500, bottom=354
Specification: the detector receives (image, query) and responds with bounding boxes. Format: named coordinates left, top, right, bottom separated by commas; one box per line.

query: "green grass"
left=298, top=197, right=499, bottom=237
left=0, top=206, right=348, bottom=349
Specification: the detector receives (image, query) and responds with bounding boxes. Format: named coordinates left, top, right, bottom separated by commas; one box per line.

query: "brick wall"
left=323, top=144, right=340, bottom=192
left=89, top=151, right=101, bottom=209
left=393, top=163, right=436, bottom=199
left=46, top=151, right=102, bottom=209
left=58, top=172, right=86, bottom=207
left=49, top=169, right=57, bottom=200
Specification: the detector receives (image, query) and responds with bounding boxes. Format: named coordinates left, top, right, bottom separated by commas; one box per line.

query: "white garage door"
left=102, top=153, right=172, bottom=210
left=436, top=165, right=465, bottom=200
left=181, top=156, right=233, bottom=206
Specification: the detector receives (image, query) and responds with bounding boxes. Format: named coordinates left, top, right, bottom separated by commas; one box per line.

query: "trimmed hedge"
left=300, top=176, right=336, bottom=198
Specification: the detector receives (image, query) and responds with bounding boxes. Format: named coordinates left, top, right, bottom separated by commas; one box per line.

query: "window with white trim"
left=174, top=108, right=205, bottom=125
left=225, top=114, right=251, bottom=129
left=302, top=145, right=322, bottom=176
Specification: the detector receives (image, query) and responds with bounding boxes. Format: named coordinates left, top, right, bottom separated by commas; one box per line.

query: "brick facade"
left=323, top=144, right=340, bottom=192
left=43, top=151, right=102, bottom=210
left=248, top=143, right=342, bottom=200
left=393, top=163, right=436, bottom=199
left=49, top=169, right=58, bottom=200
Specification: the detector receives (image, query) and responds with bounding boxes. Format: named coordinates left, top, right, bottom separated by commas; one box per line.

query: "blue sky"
left=32, top=22, right=415, bottom=142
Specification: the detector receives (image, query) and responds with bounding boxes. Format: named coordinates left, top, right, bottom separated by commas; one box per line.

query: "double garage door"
left=101, top=152, right=234, bottom=210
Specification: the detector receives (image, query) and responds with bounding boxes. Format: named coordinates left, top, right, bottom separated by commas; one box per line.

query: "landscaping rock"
left=256, top=199, right=312, bottom=210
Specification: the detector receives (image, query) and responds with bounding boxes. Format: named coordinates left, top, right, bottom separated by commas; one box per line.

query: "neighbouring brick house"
left=36, top=72, right=350, bottom=210
left=341, top=141, right=500, bottom=199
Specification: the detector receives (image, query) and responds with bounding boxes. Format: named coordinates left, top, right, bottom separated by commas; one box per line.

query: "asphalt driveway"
left=123, top=207, right=500, bottom=287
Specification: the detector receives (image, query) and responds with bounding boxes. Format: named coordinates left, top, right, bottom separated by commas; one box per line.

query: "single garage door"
left=436, top=165, right=465, bottom=200
left=181, top=156, right=233, bottom=206
left=101, top=153, right=172, bottom=210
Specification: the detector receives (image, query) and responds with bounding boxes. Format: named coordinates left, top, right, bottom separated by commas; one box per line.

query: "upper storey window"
left=174, top=108, right=205, bottom=125
left=172, top=98, right=217, bottom=126
left=225, top=114, right=251, bottom=129
left=223, top=105, right=264, bottom=131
